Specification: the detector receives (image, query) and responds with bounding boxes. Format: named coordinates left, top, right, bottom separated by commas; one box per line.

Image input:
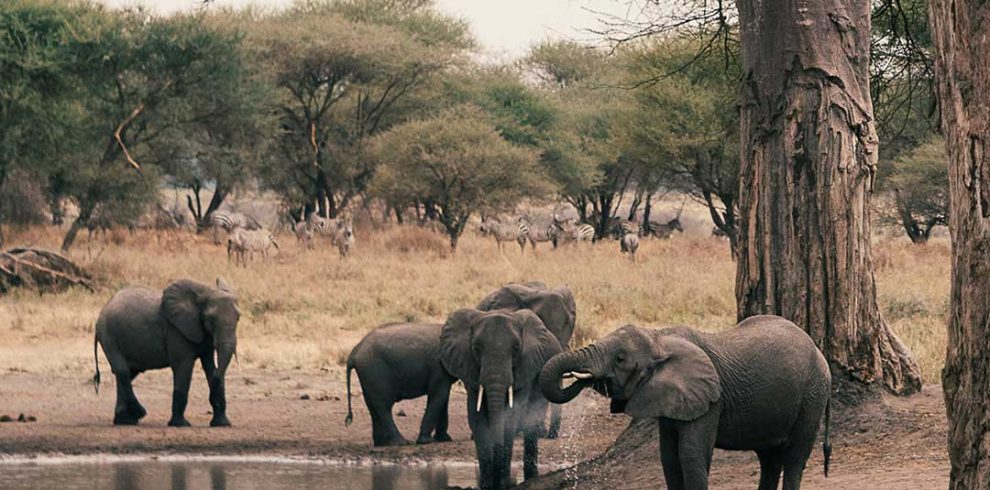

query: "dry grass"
left=0, top=219, right=950, bottom=385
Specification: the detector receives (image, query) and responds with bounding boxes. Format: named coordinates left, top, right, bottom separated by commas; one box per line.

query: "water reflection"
left=0, top=460, right=476, bottom=490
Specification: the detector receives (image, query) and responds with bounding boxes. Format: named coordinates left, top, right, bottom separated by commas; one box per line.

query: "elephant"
left=439, top=308, right=563, bottom=490
left=475, top=282, right=576, bottom=438
left=344, top=322, right=456, bottom=447
left=92, top=278, right=240, bottom=427
left=539, top=315, right=831, bottom=490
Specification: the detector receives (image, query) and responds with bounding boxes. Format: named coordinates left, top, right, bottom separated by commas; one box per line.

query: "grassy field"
left=0, top=215, right=950, bottom=385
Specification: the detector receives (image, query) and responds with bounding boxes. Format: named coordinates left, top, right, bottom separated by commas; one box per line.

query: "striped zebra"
left=294, top=213, right=329, bottom=249
left=568, top=222, right=595, bottom=243
left=331, top=216, right=355, bottom=258
left=208, top=211, right=261, bottom=245
left=479, top=217, right=527, bottom=252
left=609, top=217, right=642, bottom=239
left=296, top=213, right=355, bottom=257
left=555, top=220, right=595, bottom=245
left=227, top=228, right=279, bottom=266
left=620, top=232, right=639, bottom=261
left=518, top=215, right=558, bottom=251
left=644, top=217, right=684, bottom=239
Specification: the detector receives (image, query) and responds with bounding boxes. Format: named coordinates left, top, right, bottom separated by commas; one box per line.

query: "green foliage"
left=370, top=107, right=544, bottom=249
left=524, top=39, right=604, bottom=89
left=248, top=0, right=468, bottom=217
left=620, top=35, right=740, bottom=244
left=881, top=137, right=949, bottom=244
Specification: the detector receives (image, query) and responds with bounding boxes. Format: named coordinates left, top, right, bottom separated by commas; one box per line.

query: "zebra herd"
left=478, top=211, right=684, bottom=259
left=207, top=210, right=354, bottom=267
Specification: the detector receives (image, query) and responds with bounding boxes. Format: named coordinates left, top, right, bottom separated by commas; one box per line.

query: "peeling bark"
left=929, top=1, right=990, bottom=487
left=736, top=0, right=921, bottom=395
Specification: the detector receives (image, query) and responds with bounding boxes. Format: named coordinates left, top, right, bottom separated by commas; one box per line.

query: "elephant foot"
left=210, top=415, right=232, bottom=427
left=415, top=435, right=434, bottom=445
left=373, top=437, right=410, bottom=447
left=129, top=403, right=147, bottom=420
left=433, top=433, right=453, bottom=443
left=113, top=413, right=140, bottom=426
left=167, top=417, right=192, bottom=427
left=545, top=428, right=560, bottom=439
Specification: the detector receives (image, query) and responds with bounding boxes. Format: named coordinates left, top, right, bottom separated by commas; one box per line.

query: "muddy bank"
left=0, top=370, right=949, bottom=489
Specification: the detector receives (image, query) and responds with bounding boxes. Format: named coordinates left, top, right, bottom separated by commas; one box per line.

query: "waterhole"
left=0, top=457, right=478, bottom=490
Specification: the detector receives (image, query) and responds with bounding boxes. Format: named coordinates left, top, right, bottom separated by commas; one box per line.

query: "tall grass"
left=0, top=222, right=949, bottom=384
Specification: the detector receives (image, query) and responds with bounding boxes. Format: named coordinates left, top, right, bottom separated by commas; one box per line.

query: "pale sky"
left=97, top=0, right=635, bottom=59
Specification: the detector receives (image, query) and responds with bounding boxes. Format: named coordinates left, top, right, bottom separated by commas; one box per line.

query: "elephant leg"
left=676, top=417, right=718, bottom=490
left=200, top=353, right=230, bottom=427
left=781, top=460, right=807, bottom=490
left=418, top=384, right=451, bottom=444
left=523, top=429, right=539, bottom=481
left=470, top=412, right=496, bottom=489
left=546, top=403, right=562, bottom=439
left=496, top=422, right=517, bottom=488
left=658, top=423, right=685, bottom=490
left=757, top=450, right=784, bottom=490
left=365, top=393, right=407, bottom=447
left=434, top=386, right=452, bottom=442
left=168, top=357, right=195, bottom=427
left=112, top=372, right=143, bottom=425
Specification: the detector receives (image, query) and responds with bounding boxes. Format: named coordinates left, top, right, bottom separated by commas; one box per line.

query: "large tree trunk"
left=735, top=0, right=921, bottom=395
left=929, top=1, right=990, bottom=487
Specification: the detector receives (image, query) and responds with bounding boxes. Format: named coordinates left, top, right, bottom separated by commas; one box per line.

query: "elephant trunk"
left=214, top=344, right=235, bottom=384
left=539, top=345, right=603, bottom=404
left=484, top=383, right=510, bottom=488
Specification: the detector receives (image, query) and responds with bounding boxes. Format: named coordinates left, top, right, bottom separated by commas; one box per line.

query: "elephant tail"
left=344, top=356, right=354, bottom=427
left=92, top=335, right=101, bottom=396
left=823, top=396, right=831, bottom=477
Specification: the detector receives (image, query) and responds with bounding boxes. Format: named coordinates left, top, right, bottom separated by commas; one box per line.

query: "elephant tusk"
left=477, top=385, right=484, bottom=412
left=567, top=371, right=594, bottom=380
left=562, top=372, right=573, bottom=379
left=508, top=386, right=513, bottom=408
left=214, top=351, right=219, bottom=368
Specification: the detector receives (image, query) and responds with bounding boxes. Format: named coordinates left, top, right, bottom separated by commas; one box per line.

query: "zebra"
left=518, top=215, right=557, bottom=251
left=479, top=217, right=527, bottom=251
left=208, top=210, right=261, bottom=245
left=294, top=213, right=330, bottom=249
left=644, top=217, right=684, bottom=239
left=620, top=232, right=639, bottom=261
left=331, top=216, right=355, bottom=258
left=295, top=213, right=354, bottom=257
left=555, top=219, right=595, bottom=245
left=227, top=227, right=279, bottom=266
left=610, top=217, right=642, bottom=239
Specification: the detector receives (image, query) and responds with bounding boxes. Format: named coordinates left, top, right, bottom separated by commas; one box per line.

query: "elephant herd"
left=91, top=279, right=832, bottom=490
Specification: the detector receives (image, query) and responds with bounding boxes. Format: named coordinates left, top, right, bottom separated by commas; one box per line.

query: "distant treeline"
left=0, top=0, right=943, bottom=251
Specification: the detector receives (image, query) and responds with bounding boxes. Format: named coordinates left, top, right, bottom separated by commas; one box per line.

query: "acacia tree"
left=878, top=138, right=949, bottom=244
left=252, top=0, right=468, bottom=220
left=370, top=107, right=544, bottom=251
left=734, top=1, right=921, bottom=394
left=0, top=0, right=99, bottom=245
left=622, top=38, right=739, bottom=252
left=929, top=0, right=990, bottom=486
left=57, top=10, right=248, bottom=251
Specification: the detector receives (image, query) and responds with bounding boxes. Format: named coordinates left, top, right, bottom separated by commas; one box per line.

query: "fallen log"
left=0, top=248, right=93, bottom=294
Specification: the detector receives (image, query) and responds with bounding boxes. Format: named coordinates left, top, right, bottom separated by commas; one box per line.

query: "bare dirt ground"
left=0, top=369, right=949, bottom=488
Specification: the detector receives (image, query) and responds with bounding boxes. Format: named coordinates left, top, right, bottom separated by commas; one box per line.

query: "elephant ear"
left=216, top=277, right=235, bottom=295
left=512, top=309, right=563, bottom=385
left=625, top=336, right=721, bottom=421
left=161, top=280, right=210, bottom=344
left=439, top=309, right=483, bottom=384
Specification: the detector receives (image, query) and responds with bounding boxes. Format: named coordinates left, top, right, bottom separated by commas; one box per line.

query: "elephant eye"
left=616, top=353, right=626, bottom=363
